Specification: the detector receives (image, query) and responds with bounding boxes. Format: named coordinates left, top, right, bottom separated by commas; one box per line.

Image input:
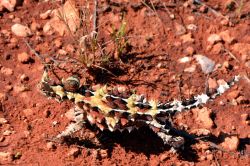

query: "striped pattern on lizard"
left=40, top=68, right=241, bottom=149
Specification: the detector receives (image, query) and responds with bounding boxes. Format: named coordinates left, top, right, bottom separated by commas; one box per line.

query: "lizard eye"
left=63, top=76, right=80, bottom=92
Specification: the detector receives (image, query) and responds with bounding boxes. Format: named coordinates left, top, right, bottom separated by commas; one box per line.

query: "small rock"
left=65, top=108, right=75, bottom=121
left=190, top=128, right=211, bottom=136
left=0, top=117, right=8, bottom=124
left=67, top=147, right=80, bottom=158
left=195, top=142, right=210, bottom=151
left=185, top=46, right=195, bottom=55
left=186, top=24, right=197, bottom=31
left=54, top=38, right=62, bottom=48
left=175, top=22, right=186, bottom=35
left=40, top=10, right=52, bottom=19
left=23, top=108, right=34, bottom=116
left=180, top=33, right=194, bottom=43
left=14, top=85, right=29, bottom=93
left=206, top=154, right=214, bottom=160
left=5, top=85, right=13, bottom=92
left=3, top=130, right=14, bottom=136
left=219, top=30, right=235, bottom=44
left=241, top=113, right=248, bottom=121
left=98, top=149, right=108, bottom=159
left=199, top=5, right=208, bottom=13
left=199, top=155, right=206, bottom=161
left=221, top=136, right=239, bottom=151
left=20, top=74, right=29, bottom=82
left=178, top=56, right=192, bottom=63
left=11, top=23, right=32, bottom=37
left=0, top=136, right=5, bottom=142
left=245, top=61, right=250, bottom=68
left=192, top=107, right=214, bottom=129
left=65, top=44, right=75, bottom=53
left=184, top=65, right=196, bottom=73
left=46, top=142, right=56, bottom=150
left=43, top=110, right=51, bottom=118
left=220, top=19, right=230, bottom=26
left=1, top=67, right=14, bottom=76
left=30, top=22, right=41, bottom=32
left=207, top=34, right=222, bottom=45
left=194, top=54, right=215, bottom=74
left=208, top=78, right=218, bottom=90
left=211, top=43, right=224, bottom=54
left=187, top=16, right=195, bottom=22
left=236, top=96, right=249, bottom=104
left=17, top=52, right=31, bottom=63
left=227, top=90, right=240, bottom=100
left=160, top=153, right=169, bottom=161
left=57, top=49, right=67, bottom=55
left=0, top=0, right=17, bottom=12
left=0, top=93, right=8, bottom=101
left=0, top=152, right=11, bottom=162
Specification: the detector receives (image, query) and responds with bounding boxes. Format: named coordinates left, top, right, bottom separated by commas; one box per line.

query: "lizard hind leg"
left=148, top=120, right=185, bottom=150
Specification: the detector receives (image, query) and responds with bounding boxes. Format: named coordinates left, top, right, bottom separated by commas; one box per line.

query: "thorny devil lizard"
left=40, top=67, right=241, bottom=151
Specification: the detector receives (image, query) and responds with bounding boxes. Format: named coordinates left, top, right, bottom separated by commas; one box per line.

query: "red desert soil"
left=0, top=0, right=250, bottom=165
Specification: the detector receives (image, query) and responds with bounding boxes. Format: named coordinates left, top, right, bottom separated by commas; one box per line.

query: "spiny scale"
left=40, top=69, right=240, bottom=149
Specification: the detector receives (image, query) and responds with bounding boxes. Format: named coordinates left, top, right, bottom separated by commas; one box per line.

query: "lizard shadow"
left=63, top=125, right=200, bottom=162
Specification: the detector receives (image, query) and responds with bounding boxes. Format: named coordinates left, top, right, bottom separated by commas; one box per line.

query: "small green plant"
left=110, top=20, right=129, bottom=60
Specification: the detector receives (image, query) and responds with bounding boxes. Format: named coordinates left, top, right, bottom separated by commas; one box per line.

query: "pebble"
left=46, top=142, right=56, bottom=150
left=178, top=56, right=192, bottom=63
left=40, top=10, right=52, bottom=19
left=221, top=136, right=239, bottom=151
left=190, top=128, right=211, bottom=136
left=207, top=34, right=222, bottom=45
left=14, top=85, right=29, bottom=93
left=0, top=117, right=8, bottom=124
left=220, top=19, right=230, bottom=26
left=194, top=54, right=215, bottom=74
left=206, top=154, right=214, bottom=160
left=67, top=147, right=80, bottom=158
left=0, top=152, right=12, bottom=162
left=23, top=108, right=34, bottom=116
left=17, top=52, right=31, bottom=63
left=11, top=23, right=32, bottom=37
left=199, top=5, right=208, bottom=13
left=245, top=61, right=250, bottom=68
left=160, top=153, right=169, bottom=161
left=0, top=93, right=8, bottom=101
left=236, top=96, right=249, bottom=104
left=184, top=65, right=196, bottom=73
left=54, top=38, right=62, bottom=48
left=43, top=110, right=51, bottom=118
left=192, top=107, right=214, bottom=129
left=3, top=130, right=14, bottom=136
left=208, top=78, right=218, bottom=90
left=180, top=33, right=194, bottom=43
left=211, top=43, right=223, bottom=55
left=241, top=113, right=248, bottom=121
left=227, top=90, right=240, bottom=100
left=5, top=85, right=13, bottom=92
left=175, top=22, right=186, bottom=35
left=187, top=15, right=195, bottom=22
left=30, top=22, right=41, bottom=32
left=0, top=0, right=16, bottom=12
left=186, top=24, right=197, bottom=31
left=185, top=46, right=195, bottom=55
left=65, top=108, right=75, bottom=121
left=1, top=67, right=14, bottom=76
left=20, top=74, right=29, bottom=82
left=219, top=30, right=235, bottom=44
left=98, top=149, right=108, bottom=159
